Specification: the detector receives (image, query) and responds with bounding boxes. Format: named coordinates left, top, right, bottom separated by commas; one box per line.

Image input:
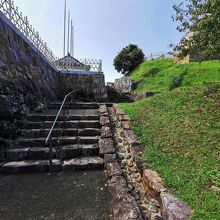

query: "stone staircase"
left=0, top=102, right=105, bottom=174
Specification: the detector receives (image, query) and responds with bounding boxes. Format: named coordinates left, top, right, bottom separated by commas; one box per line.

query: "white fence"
left=145, top=52, right=172, bottom=61
left=56, top=58, right=102, bottom=72
left=0, top=0, right=57, bottom=63
left=0, top=0, right=102, bottom=72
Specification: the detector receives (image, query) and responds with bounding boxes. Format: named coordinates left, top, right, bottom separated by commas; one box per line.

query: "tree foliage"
left=172, top=0, right=220, bottom=59
left=114, top=44, right=145, bottom=75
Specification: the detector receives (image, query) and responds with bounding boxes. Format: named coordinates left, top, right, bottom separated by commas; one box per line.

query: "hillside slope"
left=120, top=59, right=220, bottom=220
left=129, top=58, right=220, bottom=92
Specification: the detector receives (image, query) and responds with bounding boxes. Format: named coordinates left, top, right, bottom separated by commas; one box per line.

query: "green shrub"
left=113, top=44, right=145, bottom=74
left=168, top=72, right=185, bottom=90
left=143, top=68, right=159, bottom=77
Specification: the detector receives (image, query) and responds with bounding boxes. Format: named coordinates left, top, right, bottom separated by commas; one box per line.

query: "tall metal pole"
left=70, top=20, right=73, bottom=56
left=67, top=10, right=70, bottom=55
left=63, top=0, right=67, bottom=57
left=72, top=25, right=74, bottom=57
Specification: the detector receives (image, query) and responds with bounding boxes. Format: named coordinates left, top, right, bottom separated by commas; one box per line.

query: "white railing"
left=145, top=52, right=172, bottom=61
left=0, top=0, right=103, bottom=72
left=55, top=58, right=102, bottom=72
left=0, top=0, right=58, bottom=63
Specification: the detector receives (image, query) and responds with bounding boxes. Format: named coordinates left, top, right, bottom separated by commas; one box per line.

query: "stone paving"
left=0, top=171, right=112, bottom=220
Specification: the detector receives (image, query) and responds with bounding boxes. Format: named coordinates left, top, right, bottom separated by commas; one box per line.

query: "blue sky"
left=17, top=0, right=183, bottom=82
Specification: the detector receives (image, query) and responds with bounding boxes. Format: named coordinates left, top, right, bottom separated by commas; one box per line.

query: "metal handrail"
left=45, top=90, right=75, bottom=172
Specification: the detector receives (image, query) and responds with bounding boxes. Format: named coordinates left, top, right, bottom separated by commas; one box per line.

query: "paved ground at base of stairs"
left=0, top=171, right=112, bottom=220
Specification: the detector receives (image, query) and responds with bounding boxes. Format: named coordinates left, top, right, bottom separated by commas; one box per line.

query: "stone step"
left=14, top=136, right=100, bottom=148
left=23, top=120, right=100, bottom=129
left=78, top=128, right=100, bottom=136
left=0, top=156, right=104, bottom=173
left=15, top=137, right=78, bottom=148
left=0, top=160, right=62, bottom=174
left=56, top=144, right=99, bottom=159
left=28, top=148, right=56, bottom=160
left=21, top=129, right=78, bottom=138
left=5, top=148, right=30, bottom=161
left=78, top=136, right=100, bottom=144
left=81, top=144, right=99, bottom=156
left=4, top=144, right=99, bottom=161
left=27, top=114, right=100, bottom=122
left=56, top=145, right=81, bottom=159
left=48, top=102, right=99, bottom=109
left=21, top=128, right=100, bottom=138
left=63, top=156, right=104, bottom=171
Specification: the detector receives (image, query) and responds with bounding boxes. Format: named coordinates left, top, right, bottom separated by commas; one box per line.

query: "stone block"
left=63, top=158, right=80, bottom=171
left=28, top=148, right=55, bottom=160
left=108, top=177, right=142, bottom=220
left=78, top=128, right=100, bottom=136
left=124, top=130, right=139, bottom=147
left=104, top=154, right=117, bottom=164
left=5, top=148, right=29, bottom=161
left=142, top=169, right=165, bottom=200
left=63, top=157, right=104, bottom=171
left=40, top=159, right=62, bottom=172
left=121, top=121, right=132, bottom=130
left=100, top=126, right=112, bottom=138
left=56, top=145, right=80, bottom=159
left=80, top=156, right=104, bottom=170
left=115, top=108, right=126, bottom=116
left=106, top=162, right=122, bottom=178
left=99, top=105, right=108, bottom=114
left=81, top=144, right=99, bottom=156
left=130, top=145, right=143, bottom=161
left=118, top=114, right=130, bottom=122
left=100, top=116, right=110, bottom=126
left=99, top=138, right=115, bottom=156
left=161, top=193, right=193, bottom=220
left=0, top=160, right=41, bottom=174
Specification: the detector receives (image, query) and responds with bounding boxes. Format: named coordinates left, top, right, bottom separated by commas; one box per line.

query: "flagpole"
left=63, top=0, right=66, bottom=57
left=67, top=10, right=70, bottom=55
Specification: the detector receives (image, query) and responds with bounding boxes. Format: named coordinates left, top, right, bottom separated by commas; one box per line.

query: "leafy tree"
left=172, top=0, right=220, bottom=59
left=114, top=44, right=145, bottom=74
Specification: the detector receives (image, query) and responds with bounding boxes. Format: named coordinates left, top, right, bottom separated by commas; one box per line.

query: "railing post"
left=63, top=104, right=66, bottom=130
left=67, top=96, right=69, bottom=118
left=8, top=0, right=12, bottom=20
left=99, top=59, right=102, bottom=72
left=49, top=135, right=53, bottom=173
left=24, top=16, right=28, bottom=37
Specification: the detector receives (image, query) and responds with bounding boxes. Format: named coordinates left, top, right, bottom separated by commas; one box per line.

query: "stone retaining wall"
left=99, top=103, right=192, bottom=219
left=0, top=12, right=107, bottom=108
left=57, top=72, right=107, bottom=101
left=0, top=12, right=58, bottom=101
left=98, top=104, right=143, bottom=220
left=0, top=12, right=107, bottom=158
left=114, top=76, right=133, bottom=94
left=113, top=104, right=193, bottom=220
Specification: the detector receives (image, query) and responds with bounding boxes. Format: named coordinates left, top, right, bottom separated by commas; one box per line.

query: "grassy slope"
left=129, top=58, right=220, bottom=92
left=120, top=59, right=220, bottom=219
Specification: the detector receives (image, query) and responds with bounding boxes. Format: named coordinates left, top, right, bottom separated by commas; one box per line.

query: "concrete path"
left=0, top=171, right=112, bottom=220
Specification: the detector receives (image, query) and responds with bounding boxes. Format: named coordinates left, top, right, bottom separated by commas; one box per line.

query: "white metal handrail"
left=45, top=90, right=75, bottom=173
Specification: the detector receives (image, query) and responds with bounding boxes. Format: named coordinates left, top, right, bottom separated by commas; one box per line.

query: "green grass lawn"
left=129, top=58, right=220, bottom=92
left=120, top=59, right=220, bottom=219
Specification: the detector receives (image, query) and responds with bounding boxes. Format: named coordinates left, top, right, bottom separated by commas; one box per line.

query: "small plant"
left=143, top=68, right=159, bottom=77
left=168, top=71, right=186, bottom=90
